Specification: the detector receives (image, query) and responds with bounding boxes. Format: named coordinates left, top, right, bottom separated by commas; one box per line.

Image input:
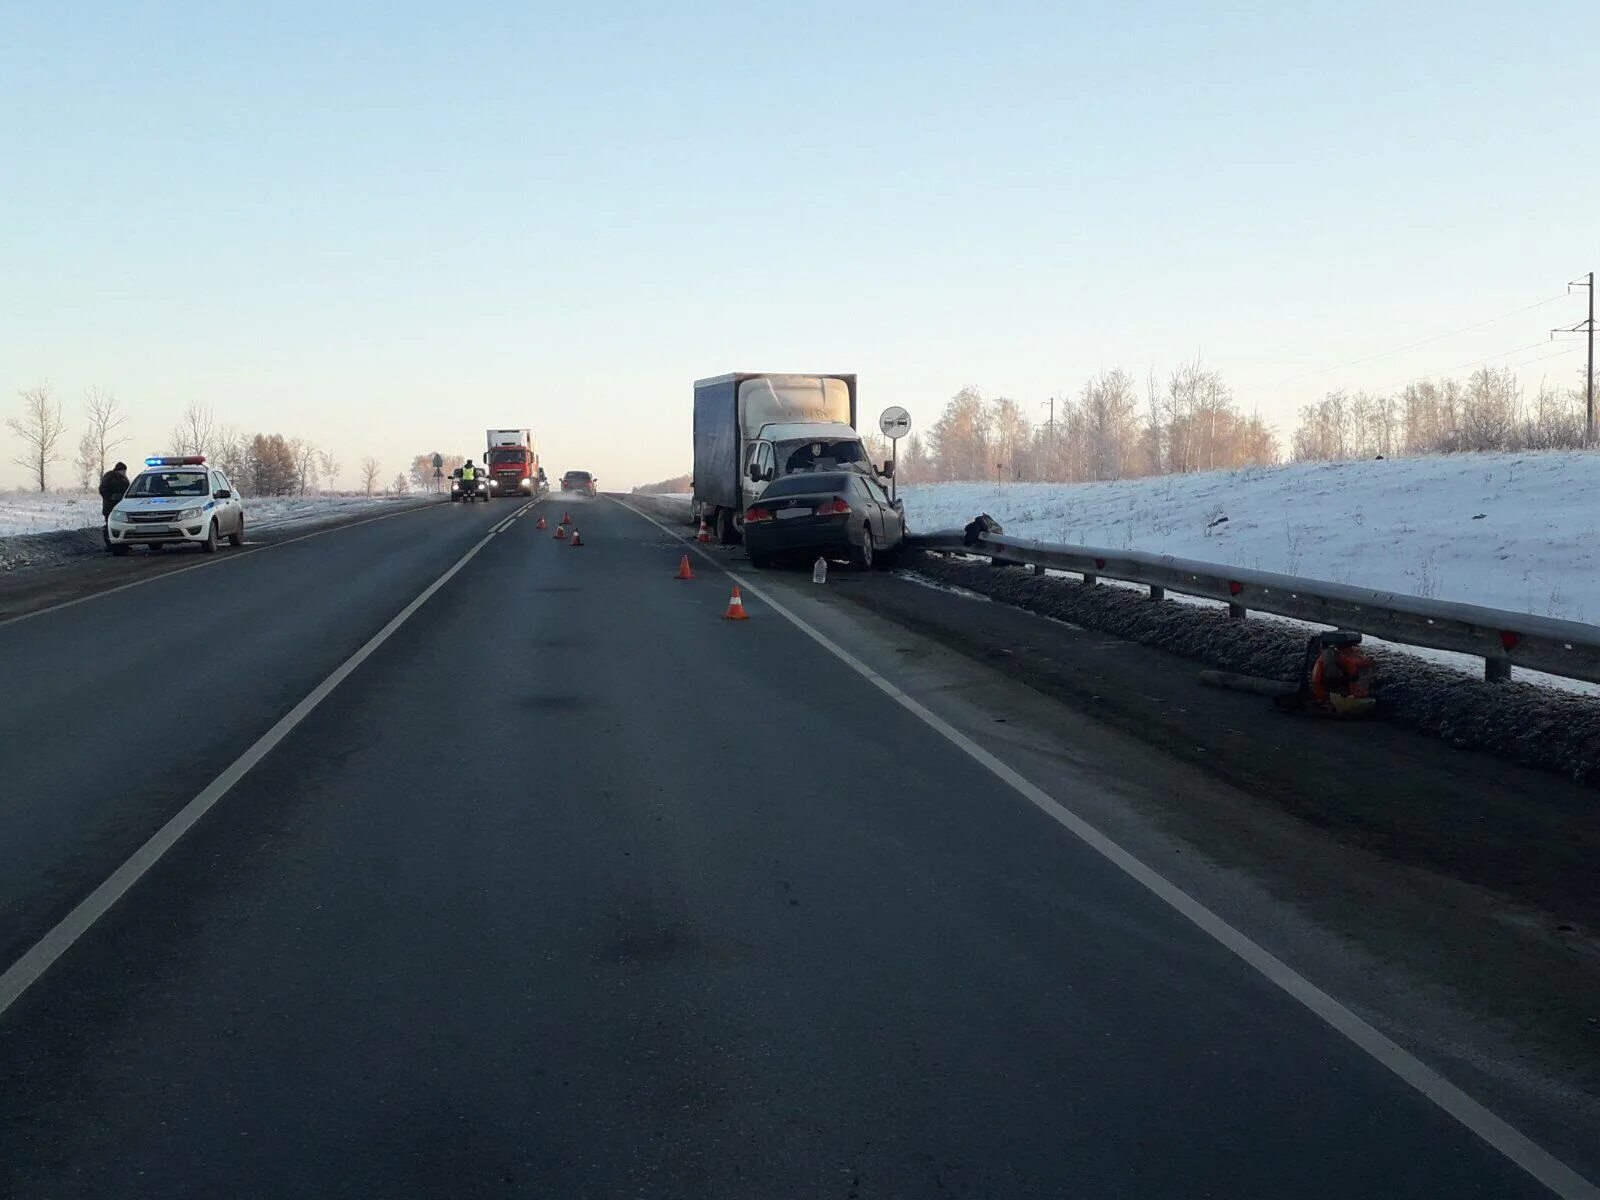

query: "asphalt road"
left=0, top=494, right=1584, bottom=1197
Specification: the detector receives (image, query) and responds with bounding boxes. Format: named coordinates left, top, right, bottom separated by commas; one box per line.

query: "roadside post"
left=432, top=452, right=444, bottom=493
left=879, top=406, right=912, bottom=504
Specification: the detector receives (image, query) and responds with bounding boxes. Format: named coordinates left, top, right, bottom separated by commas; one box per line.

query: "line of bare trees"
left=1289, top=367, right=1591, bottom=460
left=6, top=383, right=131, bottom=492
left=163, top=402, right=349, bottom=497
left=3, top=386, right=373, bottom=497
left=909, top=358, right=1278, bottom=484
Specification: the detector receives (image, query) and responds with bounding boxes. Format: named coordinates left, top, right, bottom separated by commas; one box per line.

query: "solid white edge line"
left=613, top=496, right=1598, bottom=1200
left=0, top=521, right=508, bottom=1018
left=0, top=498, right=450, bottom=630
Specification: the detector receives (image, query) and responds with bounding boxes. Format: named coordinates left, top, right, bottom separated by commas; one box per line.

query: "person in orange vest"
left=1308, top=634, right=1375, bottom=716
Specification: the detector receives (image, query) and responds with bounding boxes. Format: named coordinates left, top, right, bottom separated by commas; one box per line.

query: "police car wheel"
left=200, top=521, right=218, bottom=554
left=229, top=516, right=245, bottom=547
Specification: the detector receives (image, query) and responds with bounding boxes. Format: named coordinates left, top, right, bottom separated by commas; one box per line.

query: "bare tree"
left=169, top=402, right=217, bottom=458
left=289, top=437, right=320, bottom=495
left=8, top=384, right=67, bottom=491
left=360, top=456, right=381, bottom=497
left=74, top=432, right=99, bottom=490
left=83, top=386, right=129, bottom=476
left=318, top=449, right=341, bottom=493
left=391, top=471, right=411, bottom=496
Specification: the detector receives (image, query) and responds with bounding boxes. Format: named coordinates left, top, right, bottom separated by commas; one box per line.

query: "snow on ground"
left=0, top=490, right=420, bottom=537
left=900, top=452, right=1600, bottom=627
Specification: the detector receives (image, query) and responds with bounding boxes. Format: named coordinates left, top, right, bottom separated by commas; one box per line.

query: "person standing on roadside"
left=98, top=461, right=130, bottom=550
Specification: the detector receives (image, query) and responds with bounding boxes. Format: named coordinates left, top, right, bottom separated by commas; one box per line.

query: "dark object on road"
left=743, top=471, right=905, bottom=570
left=1202, top=631, right=1376, bottom=718
left=963, top=513, right=1003, bottom=546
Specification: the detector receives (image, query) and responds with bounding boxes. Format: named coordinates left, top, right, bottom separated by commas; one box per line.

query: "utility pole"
left=1553, top=272, right=1594, bottom=446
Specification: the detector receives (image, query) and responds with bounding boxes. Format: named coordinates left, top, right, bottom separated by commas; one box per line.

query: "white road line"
left=0, top=499, right=449, bottom=629
left=0, top=522, right=506, bottom=1019
left=614, top=497, right=1598, bottom=1200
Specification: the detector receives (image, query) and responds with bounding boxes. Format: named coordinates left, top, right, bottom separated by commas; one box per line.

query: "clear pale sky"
left=3, top=1, right=1595, bottom=491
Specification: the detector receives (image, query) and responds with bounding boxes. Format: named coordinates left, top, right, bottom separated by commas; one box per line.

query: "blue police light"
left=145, top=455, right=207, bottom=467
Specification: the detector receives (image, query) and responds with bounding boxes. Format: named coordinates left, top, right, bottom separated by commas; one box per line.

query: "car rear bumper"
left=745, top=515, right=857, bottom=555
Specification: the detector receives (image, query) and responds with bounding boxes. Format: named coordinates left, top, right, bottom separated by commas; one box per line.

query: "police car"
left=106, top=456, right=246, bottom=556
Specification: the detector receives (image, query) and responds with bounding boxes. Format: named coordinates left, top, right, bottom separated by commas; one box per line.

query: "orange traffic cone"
left=570, top=529, right=583, bottom=547
left=696, top=518, right=712, bottom=544
left=675, top=554, right=694, bottom=580
left=536, top=515, right=547, bottom=530
left=561, top=511, right=572, bottom=526
left=722, top=586, right=749, bottom=621
left=554, top=525, right=566, bottom=540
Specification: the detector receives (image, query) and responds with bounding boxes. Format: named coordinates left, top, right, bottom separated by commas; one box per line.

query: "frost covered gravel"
left=907, top=551, right=1600, bottom=785
left=0, top=493, right=434, bottom=571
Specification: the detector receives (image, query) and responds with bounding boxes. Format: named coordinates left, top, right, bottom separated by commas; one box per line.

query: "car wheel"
left=110, top=544, right=131, bottom=557
left=852, top=525, right=875, bottom=570
left=229, top=515, right=245, bottom=547
left=200, top=521, right=218, bottom=554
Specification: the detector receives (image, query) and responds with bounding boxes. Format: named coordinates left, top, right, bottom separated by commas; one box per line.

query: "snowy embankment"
left=0, top=491, right=415, bottom=538
left=901, top=452, right=1600, bottom=627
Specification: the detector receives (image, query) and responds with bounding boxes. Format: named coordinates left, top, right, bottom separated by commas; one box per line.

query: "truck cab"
left=485, top=429, right=538, bottom=498
left=743, top=421, right=874, bottom=494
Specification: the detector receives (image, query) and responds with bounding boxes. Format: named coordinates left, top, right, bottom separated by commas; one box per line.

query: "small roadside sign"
left=879, top=406, right=912, bottom=440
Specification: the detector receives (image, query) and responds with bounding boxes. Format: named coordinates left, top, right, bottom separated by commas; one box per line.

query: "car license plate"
left=776, top=508, right=811, bottom=520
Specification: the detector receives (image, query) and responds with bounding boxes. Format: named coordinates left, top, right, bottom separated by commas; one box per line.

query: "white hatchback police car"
left=107, top=456, right=246, bottom=556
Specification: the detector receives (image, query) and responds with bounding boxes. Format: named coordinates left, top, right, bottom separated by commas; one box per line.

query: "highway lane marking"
left=616, top=497, right=1598, bottom=1200
left=0, top=518, right=515, bottom=1021
left=0, top=498, right=456, bottom=630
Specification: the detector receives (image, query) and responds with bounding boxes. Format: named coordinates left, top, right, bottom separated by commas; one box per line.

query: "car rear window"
left=566, top=471, right=591, bottom=481
left=762, top=472, right=849, bottom=499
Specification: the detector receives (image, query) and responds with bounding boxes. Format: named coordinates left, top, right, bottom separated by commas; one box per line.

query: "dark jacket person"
left=98, top=462, right=130, bottom=549
left=98, top=462, right=131, bottom=516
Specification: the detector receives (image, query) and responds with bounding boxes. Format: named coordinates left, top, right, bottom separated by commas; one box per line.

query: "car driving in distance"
left=742, top=470, right=905, bottom=570
left=560, top=470, right=597, bottom=495
left=106, top=455, right=245, bottom=556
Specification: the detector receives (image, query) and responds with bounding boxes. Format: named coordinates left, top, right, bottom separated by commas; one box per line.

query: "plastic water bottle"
left=813, top=556, right=828, bottom=584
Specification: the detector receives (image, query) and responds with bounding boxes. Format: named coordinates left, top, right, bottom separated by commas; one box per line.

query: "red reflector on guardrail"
left=1228, top=581, right=1243, bottom=596
left=1499, top=631, right=1520, bottom=651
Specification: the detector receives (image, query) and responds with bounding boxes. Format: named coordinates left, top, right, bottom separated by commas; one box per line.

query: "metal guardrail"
left=911, top=529, right=1600, bottom=685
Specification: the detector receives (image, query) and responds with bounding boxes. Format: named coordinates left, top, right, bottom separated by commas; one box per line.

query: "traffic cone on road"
left=554, top=525, right=566, bottom=540
left=570, top=529, right=583, bottom=547
left=561, top=511, right=572, bottom=526
left=675, top=554, right=694, bottom=580
left=722, top=586, right=750, bottom=621
left=536, top=515, right=547, bottom=530
left=696, top=519, right=712, bottom=544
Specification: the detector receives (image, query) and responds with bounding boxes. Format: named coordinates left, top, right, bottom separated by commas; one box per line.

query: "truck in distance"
left=485, top=429, right=539, bottom=498
left=692, top=372, right=880, bottom=543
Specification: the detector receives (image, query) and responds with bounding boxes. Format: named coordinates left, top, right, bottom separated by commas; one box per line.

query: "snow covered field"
left=0, top=491, right=421, bottom=537
left=901, top=452, right=1600, bottom=627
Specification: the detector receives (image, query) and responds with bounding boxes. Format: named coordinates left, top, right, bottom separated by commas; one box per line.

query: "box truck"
left=692, top=372, right=878, bottom=542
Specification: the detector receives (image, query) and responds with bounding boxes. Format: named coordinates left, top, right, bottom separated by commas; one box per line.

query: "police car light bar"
left=145, top=455, right=207, bottom=467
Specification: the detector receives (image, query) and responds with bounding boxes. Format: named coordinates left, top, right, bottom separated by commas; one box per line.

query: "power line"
left=1363, top=340, right=1552, bottom=393
left=1241, top=291, right=1573, bottom=393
